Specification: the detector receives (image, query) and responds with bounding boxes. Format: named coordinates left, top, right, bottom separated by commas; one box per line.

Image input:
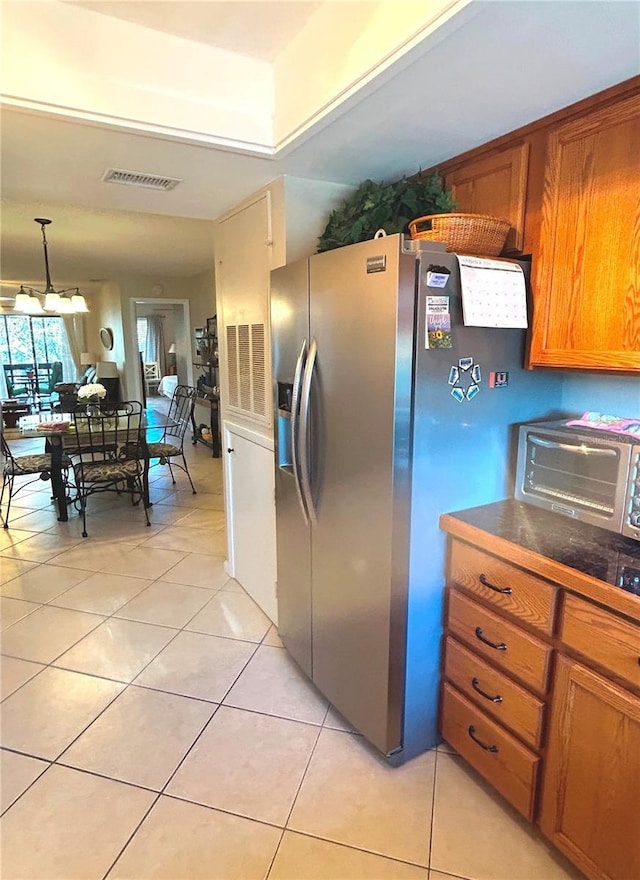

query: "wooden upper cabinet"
left=443, top=142, right=530, bottom=253
left=529, top=91, right=640, bottom=370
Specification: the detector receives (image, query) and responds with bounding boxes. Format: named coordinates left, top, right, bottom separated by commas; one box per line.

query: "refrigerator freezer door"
left=308, top=235, right=417, bottom=755
left=271, top=260, right=313, bottom=677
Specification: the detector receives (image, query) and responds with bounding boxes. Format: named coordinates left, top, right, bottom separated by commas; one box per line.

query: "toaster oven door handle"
left=530, top=436, right=618, bottom=456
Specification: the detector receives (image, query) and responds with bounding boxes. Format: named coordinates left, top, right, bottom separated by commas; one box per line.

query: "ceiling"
left=1, top=0, right=639, bottom=295
left=69, top=1, right=324, bottom=60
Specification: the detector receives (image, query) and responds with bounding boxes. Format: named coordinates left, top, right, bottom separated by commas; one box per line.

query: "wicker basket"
left=408, top=213, right=511, bottom=256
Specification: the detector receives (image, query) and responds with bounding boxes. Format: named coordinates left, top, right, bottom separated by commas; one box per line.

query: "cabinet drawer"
left=448, top=589, right=553, bottom=694
left=561, top=593, right=640, bottom=691
left=441, top=682, right=540, bottom=821
left=449, top=540, right=557, bottom=636
left=444, top=636, right=546, bottom=749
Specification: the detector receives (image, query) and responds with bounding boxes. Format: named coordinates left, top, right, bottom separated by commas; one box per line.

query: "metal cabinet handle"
left=227, top=447, right=234, bottom=453
left=479, top=573, right=512, bottom=595
left=471, top=677, right=503, bottom=703
left=475, top=626, right=507, bottom=651
left=468, top=725, right=499, bottom=753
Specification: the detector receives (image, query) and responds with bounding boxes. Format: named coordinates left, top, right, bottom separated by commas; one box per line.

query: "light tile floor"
left=0, top=440, right=584, bottom=880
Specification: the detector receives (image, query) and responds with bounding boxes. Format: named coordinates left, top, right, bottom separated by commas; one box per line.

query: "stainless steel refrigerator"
left=271, top=234, right=563, bottom=763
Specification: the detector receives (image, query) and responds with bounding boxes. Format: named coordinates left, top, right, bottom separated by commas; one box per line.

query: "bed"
left=158, top=375, right=178, bottom=399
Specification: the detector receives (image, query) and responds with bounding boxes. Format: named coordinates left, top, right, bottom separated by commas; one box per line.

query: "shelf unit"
left=191, top=317, right=221, bottom=457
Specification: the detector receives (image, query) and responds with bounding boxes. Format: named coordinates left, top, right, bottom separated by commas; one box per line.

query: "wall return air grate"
left=102, top=168, right=182, bottom=191
left=226, top=323, right=267, bottom=423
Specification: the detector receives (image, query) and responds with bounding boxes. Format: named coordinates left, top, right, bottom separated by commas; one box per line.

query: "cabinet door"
left=529, top=92, right=640, bottom=370
left=223, top=426, right=277, bottom=624
left=540, top=656, right=640, bottom=880
left=444, top=142, right=529, bottom=252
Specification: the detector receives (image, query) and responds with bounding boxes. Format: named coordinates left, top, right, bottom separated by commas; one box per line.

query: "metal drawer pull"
left=471, top=677, right=503, bottom=703
left=468, top=725, right=499, bottom=753
left=475, top=626, right=507, bottom=651
left=479, top=573, right=512, bottom=595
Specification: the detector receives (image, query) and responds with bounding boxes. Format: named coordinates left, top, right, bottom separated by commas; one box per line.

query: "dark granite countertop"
left=442, top=500, right=640, bottom=597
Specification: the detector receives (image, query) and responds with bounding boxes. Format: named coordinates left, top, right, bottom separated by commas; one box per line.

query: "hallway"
left=0, top=442, right=579, bottom=879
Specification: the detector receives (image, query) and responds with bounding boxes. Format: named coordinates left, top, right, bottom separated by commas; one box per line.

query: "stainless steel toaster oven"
left=515, top=420, right=640, bottom=541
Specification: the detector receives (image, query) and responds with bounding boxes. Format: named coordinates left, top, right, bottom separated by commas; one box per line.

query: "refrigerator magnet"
left=426, top=295, right=450, bottom=313
left=426, top=313, right=453, bottom=349
left=425, top=265, right=451, bottom=288
left=449, top=357, right=482, bottom=401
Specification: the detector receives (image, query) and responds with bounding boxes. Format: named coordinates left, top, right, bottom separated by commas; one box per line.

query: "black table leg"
left=141, top=435, right=152, bottom=508
left=49, top=437, right=68, bottom=521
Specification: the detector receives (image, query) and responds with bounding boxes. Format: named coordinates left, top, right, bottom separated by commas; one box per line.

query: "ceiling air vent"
left=102, top=168, right=182, bottom=191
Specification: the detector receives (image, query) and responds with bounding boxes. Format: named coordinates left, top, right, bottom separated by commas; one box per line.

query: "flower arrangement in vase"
left=77, top=382, right=107, bottom=415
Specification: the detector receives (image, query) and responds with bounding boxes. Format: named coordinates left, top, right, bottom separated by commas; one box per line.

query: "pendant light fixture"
left=14, top=218, right=89, bottom=314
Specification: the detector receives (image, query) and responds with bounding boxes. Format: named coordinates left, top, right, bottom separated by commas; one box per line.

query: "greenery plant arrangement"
left=317, top=171, right=456, bottom=252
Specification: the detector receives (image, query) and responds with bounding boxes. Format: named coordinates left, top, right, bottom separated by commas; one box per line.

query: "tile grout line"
left=427, top=744, right=439, bottom=874
left=101, top=624, right=266, bottom=879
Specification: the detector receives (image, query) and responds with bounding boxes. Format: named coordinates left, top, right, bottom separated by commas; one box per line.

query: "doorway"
left=128, top=298, right=193, bottom=415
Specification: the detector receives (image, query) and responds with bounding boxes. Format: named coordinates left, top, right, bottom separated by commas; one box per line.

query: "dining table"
left=16, top=408, right=178, bottom=522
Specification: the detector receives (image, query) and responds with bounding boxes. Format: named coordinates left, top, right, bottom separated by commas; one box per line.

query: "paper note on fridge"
left=457, top=255, right=528, bottom=328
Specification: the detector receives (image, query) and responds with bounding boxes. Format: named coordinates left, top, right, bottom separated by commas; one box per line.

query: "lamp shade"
left=71, top=293, right=89, bottom=313
left=44, top=292, right=61, bottom=311
left=14, top=292, right=32, bottom=312
left=27, top=295, right=44, bottom=314
left=168, top=343, right=177, bottom=354
left=80, top=352, right=95, bottom=365
left=96, top=361, right=118, bottom=379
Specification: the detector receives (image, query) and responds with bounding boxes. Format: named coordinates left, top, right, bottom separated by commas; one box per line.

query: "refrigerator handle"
left=291, top=338, right=309, bottom=524
left=299, top=337, right=318, bottom=525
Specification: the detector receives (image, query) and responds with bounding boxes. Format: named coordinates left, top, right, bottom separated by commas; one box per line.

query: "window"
left=136, top=317, right=148, bottom=352
left=0, top=314, right=75, bottom=397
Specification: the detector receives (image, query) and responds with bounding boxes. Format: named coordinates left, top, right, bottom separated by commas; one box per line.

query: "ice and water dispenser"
left=276, top=382, right=293, bottom=469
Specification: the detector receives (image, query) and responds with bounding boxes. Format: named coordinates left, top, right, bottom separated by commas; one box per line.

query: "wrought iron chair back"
left=1, top=401, right=71, bottom=529
left=162, top=385, right=197, bottom=451
left=69, top=401, right=150, bottom=537
left=146, top=385, right=198, bottom=494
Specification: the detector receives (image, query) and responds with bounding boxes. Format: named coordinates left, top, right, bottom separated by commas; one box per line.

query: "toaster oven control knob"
left=631, top=512, right=640, bottom=527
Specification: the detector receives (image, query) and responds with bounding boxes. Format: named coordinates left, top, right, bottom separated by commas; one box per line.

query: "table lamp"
left=95, top=361, right=119, bottom=403
left=96, top=361, right=118, bottom=379
left=80, top=352, right=95, bottom=366
left=167, top=342, right=177, bottom=375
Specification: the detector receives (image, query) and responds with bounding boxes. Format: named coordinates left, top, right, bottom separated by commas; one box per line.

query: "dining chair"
left=69, top=401, right=150, bottom=537
left=144, top=361, right=161, bottom=396
left=0, top=403, right=72, bottom=529
left=146, top=384, right=198, bottom=494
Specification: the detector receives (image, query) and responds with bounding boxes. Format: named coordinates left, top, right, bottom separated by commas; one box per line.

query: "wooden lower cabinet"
left=440, top=532, right=640, bottom=880
left=441, top=681, right=540, bottom=820
left=540, top=657, right=640, bottom=880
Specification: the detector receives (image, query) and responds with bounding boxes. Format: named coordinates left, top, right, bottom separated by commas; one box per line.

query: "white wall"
left=86, top=270, right=215, bottom=403
left=85, top=281, right=127, bottom=392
